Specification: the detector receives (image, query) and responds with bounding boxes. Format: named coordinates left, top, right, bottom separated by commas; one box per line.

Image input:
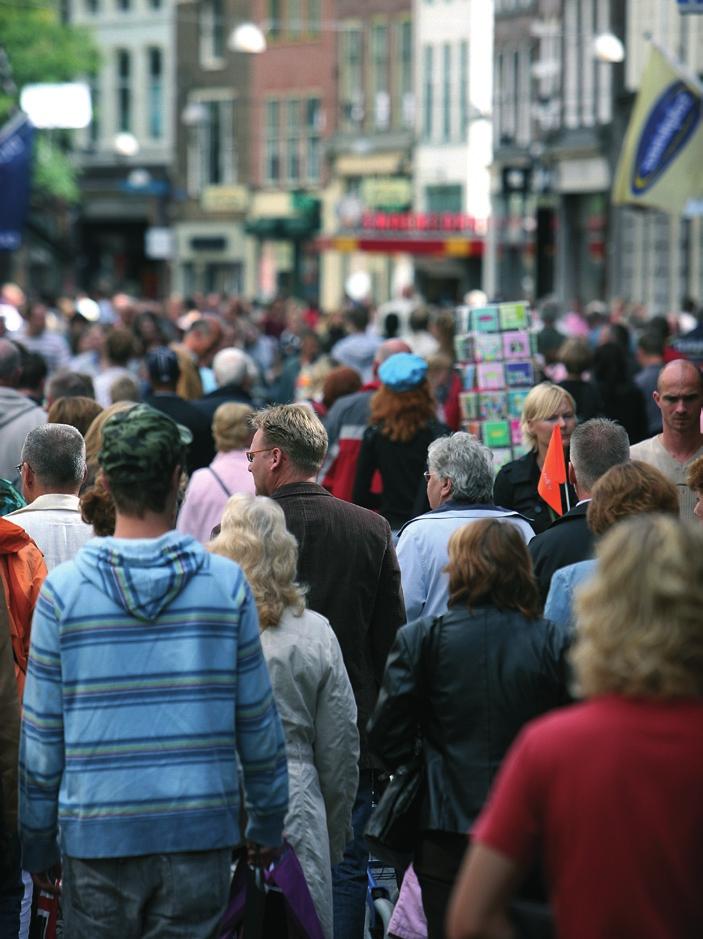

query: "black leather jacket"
left=367, top=606, right=567, bottom=834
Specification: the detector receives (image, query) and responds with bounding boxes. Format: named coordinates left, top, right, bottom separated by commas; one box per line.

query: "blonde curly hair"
left=208, top=493, right=305, bottom=629
left=571, top=514, right=703, bottom=699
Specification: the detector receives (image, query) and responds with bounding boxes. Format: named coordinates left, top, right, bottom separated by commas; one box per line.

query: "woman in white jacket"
left=210, top=493, right=359, bottom=939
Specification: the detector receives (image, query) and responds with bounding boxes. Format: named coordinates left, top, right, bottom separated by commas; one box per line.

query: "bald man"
left=630, top=359, right=703, bottom=519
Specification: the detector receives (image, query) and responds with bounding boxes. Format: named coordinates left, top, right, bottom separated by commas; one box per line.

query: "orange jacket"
left=0, top=517, right=47, bottom=700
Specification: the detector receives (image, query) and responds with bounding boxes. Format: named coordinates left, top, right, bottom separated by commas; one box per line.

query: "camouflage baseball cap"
left=99, top=404, right=192, bottom=482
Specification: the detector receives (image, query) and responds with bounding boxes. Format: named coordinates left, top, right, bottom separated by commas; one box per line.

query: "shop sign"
left=360, top=211, right=481, bottom=233
left=360, top=177, right=412, bottom=210
left=201, top=185, right=250, bottom=213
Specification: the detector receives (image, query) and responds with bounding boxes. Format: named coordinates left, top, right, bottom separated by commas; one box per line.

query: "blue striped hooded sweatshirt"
left=19, top=532, right=288, bottom=872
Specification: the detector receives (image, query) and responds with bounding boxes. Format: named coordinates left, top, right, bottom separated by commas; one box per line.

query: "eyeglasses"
left=245, top=447, right=275, bottom=463
left=15, top=462, right=25, bottom=476
left=423, top=470, right=432, bottom=482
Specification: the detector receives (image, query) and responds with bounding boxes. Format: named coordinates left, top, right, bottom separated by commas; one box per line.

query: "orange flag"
left=537, top=424, right=567, bottom=515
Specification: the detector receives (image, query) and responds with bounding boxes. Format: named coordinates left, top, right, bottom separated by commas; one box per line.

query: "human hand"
left=32, top=864, right=62, bottom=895
left=246, top=841, right=283, bottom=868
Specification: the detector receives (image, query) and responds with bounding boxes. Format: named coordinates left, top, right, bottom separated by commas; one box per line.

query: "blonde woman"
left=177, top=403, right=255, bottom=543
left=447, top=514, right=703, bottom=939
left=493, top=382, right=577, bottom=533
left=209, top=494, right=359, bottom=939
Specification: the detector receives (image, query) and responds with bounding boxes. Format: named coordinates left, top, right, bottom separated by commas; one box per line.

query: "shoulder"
left=495, top=452, right=535, bottom=482
left=629, top=435, right=658, bottom=458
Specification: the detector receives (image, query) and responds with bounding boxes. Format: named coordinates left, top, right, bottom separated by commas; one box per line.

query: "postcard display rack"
left=454, top=302, right=537, bottom=472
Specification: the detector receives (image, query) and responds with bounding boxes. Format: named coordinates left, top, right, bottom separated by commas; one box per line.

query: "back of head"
left=213, top=347, right=249, bottom=388
left=637, top=329, right=665, bottom=357
left=0, top=338, right=21, bottom=385
left=427, top=432, right=494, bottom=503
left=593, top=341, right=627, bottom=388
left=446, top=518, right=540, bottom=619
left=146, top=346, right=180, bottom=389
left=558, top=337, right=593, bottom=376
left=572, top=514, right=703, bottom=698
left=344, top=305, right=369, bottom=334
left=47, top=396, right=103, bottom=437
left=569, top=418, right=630, bottom=492
left=105, top=328, right=135, bottom=366
left=209, top=492, right=303, bottom=628
left=322, top=366, right=362, bottom=409
left=18, top=351, right=48, bottom=393
left=409, top=307, right=431, bottom=333
left=99, top=403, right=192, bottom=517
left=22, top=423, right=86, bottom=491
left=586, top=460, right=679, bottom=535
left=251, top=404, right=328, bottom=476
left=47, top=369, right=95, bottom=402
left=212, top=402, right=254, bottom=452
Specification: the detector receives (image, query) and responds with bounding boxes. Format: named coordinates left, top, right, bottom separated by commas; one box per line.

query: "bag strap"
left=208, top=467, right=232, bottom=497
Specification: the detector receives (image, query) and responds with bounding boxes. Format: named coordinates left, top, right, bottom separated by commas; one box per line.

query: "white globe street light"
left=593, top=32, right=625, bottom=64
left=228, top=23, right=267, bottom=54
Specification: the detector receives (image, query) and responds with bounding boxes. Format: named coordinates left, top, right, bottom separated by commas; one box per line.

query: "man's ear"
left=270, top=447, right=284, bottom=470
left=568, top=463, right=577, bottom=486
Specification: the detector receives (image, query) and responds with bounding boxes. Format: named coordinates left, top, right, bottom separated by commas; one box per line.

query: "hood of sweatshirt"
left=0, top=387, right=43, bottom=430
left=73, top=531, right=206, bottom=622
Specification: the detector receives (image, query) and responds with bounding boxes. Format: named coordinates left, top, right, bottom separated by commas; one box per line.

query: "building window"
left=306, top=97, right=321, bottom=181
left=265, top=100, right=281, bottom=183
left=116, top=0, right=131, bottom=10
left=116, top=49, right=131, bottom=133
left=459, top=40, right=469, bottom=133
left=148, top=0, right=162, bottom=7
left=422, top=45, right=433, bottom=140
left=442, top=43, right=451, bottom=141
left=200, top=0, right=225, bottom=65
left=268, top=0, right=281, bottom=37
left=308, top=0, right=321, bottom=36
left=396, top=19, right=414, bottom=129
left=89, top=74, right=100, bottom=144
left=288, top=0, right=301, bottom=37
left=286, top=99, right=301, bottom=181
left=195, top=99, right=236, bottom=189
left=339, top=26, right=363, bottom=130
left=147, top=47, right=163, bottom=139
left=426, top=184, right=463, bottom=213
left=85, top=0, right=99, bottom=12
left=371, top=23, right=389, bottom=130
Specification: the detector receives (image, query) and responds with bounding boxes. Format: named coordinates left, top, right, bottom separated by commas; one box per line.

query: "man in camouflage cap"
left=19, top=405, right=288, bottom=937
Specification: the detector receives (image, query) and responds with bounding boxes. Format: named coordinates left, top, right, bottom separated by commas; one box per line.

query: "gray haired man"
left=397, top=432, right=535, bottom=621
left=528, top=417, right=630, bottom=601
left=8, top=424, right=93, bottom=569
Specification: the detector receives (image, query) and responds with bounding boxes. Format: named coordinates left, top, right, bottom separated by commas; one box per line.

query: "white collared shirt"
left=7, top=493, right=95, bottom=570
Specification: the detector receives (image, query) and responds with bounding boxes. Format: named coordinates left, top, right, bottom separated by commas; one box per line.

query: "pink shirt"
left=176, top=449, right=254, bottom=544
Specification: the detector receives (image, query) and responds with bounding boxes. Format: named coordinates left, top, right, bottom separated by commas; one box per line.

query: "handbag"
left=218, top=843, right=325, bottom=939
left=365, top=757, right=423, bottom=871
left=365, top=615, right=443, bottom=871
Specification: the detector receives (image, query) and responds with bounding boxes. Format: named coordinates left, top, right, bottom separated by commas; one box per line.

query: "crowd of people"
left=1, top=280, right=703, bottom=939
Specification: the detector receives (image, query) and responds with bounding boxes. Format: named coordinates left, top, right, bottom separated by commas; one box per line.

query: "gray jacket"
left=0, top=388, right=46, bottom=481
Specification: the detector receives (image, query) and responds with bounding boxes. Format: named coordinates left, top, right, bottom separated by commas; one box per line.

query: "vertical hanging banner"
left=612, top=45, right=703, bottom=214
left=0, top=112, right=34, bottom=250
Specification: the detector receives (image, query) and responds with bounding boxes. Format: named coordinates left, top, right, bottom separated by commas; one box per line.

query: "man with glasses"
left=8, top=424, right=93, bottom=571
left=247, top=403, right=404, bottom=939
left=397, top=432, right=535, bottom=623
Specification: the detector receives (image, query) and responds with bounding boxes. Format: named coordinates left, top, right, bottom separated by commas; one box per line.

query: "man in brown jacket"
left=248, top=403, right=405, bottom=939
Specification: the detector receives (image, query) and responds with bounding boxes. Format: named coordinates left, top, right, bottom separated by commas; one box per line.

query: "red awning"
left=315, top=235, right=484, bottom=256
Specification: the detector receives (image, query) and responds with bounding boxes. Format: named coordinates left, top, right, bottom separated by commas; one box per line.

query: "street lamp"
left=228, top=23, right=267, bottom=55
left=593, top=32, right=625, bottom=64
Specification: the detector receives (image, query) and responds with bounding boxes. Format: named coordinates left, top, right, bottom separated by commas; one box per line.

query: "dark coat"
left=271, top=482, right=405, bottom=761
left=493, top=450, right=576, bottom=535
left=367, top=606, right=567, bottom=834
left=528, top=502, right=594, bottom=603
left=194, top=383, right=254, bottom=423
left=143, top=393, right=215, bottom=472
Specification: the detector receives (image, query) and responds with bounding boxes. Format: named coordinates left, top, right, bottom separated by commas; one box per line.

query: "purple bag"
left=218, top=843, right=325, bottom=939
